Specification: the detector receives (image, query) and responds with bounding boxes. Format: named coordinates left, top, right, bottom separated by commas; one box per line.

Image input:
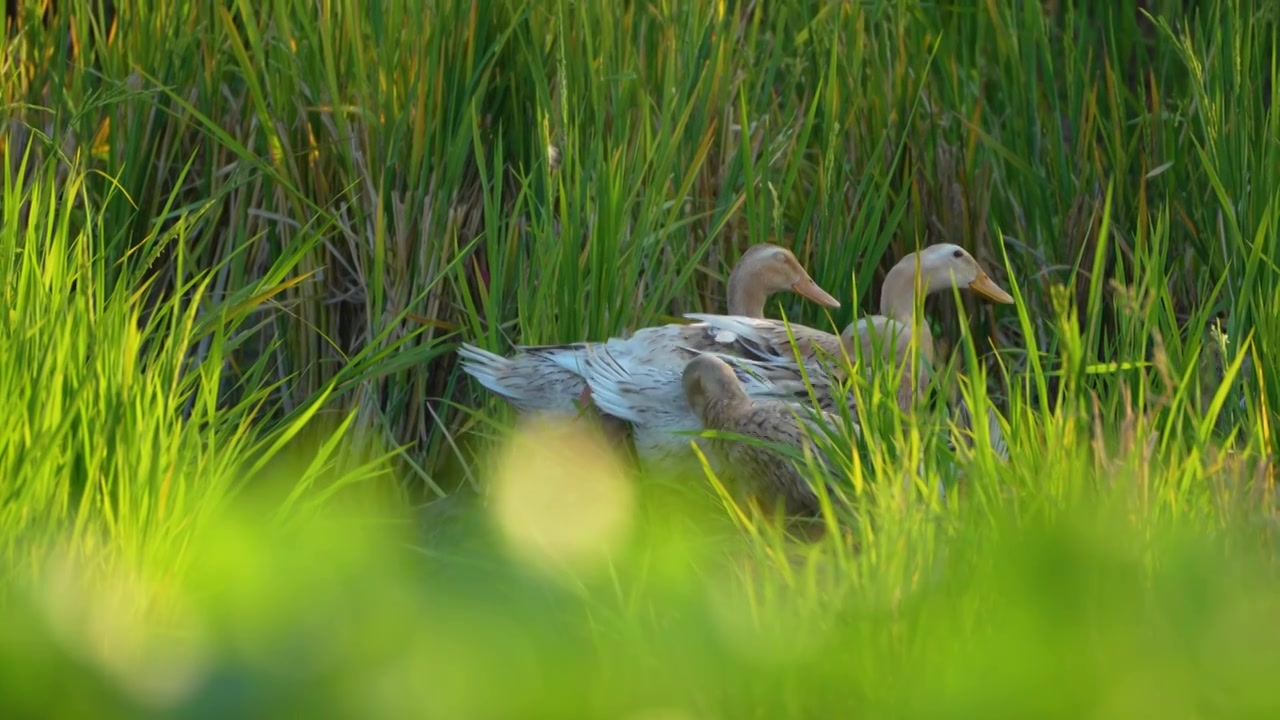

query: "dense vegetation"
left=1, top=0, right=1277, bottom=716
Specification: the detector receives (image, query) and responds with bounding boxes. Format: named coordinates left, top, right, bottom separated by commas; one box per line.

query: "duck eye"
left=952, top=249, right=963, bottom=259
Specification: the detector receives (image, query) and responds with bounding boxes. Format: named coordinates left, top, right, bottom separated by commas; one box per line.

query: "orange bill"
left=968, top=272, right=1015, bottom=304
left=791, top=277, right=842, bottom=308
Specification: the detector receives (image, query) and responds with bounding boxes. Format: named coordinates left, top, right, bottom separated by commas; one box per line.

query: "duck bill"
left=791, top=277, right=842, bottom=308
left=968, top=272, right=1015, bottom=304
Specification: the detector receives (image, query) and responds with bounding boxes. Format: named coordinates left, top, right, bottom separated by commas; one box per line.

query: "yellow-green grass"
left=1, top=0, right=1276, bottom=716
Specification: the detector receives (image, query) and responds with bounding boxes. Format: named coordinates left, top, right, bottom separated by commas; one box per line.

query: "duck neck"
left=726, top=263, right=768, bottom=318
left=879, top=257, right=937, bottom=365
left=880, top=257, right=930, bottom=324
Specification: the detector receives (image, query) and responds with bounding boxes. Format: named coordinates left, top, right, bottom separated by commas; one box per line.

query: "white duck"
left=851, top=246, right=1015, bottom=462
left=456, top=243, right=841, bottom=418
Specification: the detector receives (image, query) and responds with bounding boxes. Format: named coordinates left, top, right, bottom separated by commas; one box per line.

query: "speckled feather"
left=461, top=312, right=851, bottom=426
left=456, top=343, right=589, bottom=415
left=580, top=332, right=860, bottom=468
left=455, top=244, right=841, bottom=419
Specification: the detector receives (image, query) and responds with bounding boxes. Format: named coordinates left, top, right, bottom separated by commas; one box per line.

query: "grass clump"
left=1, top=0, right=1278, bottom=716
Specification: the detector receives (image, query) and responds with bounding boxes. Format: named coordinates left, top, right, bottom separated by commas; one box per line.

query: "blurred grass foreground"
left=3, top=0, right=1280, bottom=717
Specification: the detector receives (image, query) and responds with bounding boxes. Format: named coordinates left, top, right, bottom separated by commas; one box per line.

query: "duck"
left=681, top=354, right=855, bottom=518
left=579, top=243, right=1015, bottom=467
left=850, top=244, right=1013, bottom=411
left=455, top=243, right=841, bottom=418
left=847, top=245, right=1014, bottom=462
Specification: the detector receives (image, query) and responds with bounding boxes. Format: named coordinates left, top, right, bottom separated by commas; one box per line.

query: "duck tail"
left=456, top=343, right=585, bottom=414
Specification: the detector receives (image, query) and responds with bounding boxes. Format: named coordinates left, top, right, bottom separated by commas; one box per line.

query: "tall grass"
left=1, top=0, right=1278, bottom=715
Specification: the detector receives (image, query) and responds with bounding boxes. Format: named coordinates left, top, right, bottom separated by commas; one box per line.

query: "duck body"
left=578, top=314, right=859, bottom=468
left=947, top=392, right=1009, bottom=460
left=456, top=243, right=840, bottom=421
left=680, top=354, right=855, bottom=517
left=460, top=311, right=838, bottom=416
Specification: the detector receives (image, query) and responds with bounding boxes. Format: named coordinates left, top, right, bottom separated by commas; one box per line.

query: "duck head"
left=728, top=244, right=842, bottom=317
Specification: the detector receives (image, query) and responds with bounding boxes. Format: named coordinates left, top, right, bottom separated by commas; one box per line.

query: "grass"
left=1, top=0, right=1278, bottom=715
